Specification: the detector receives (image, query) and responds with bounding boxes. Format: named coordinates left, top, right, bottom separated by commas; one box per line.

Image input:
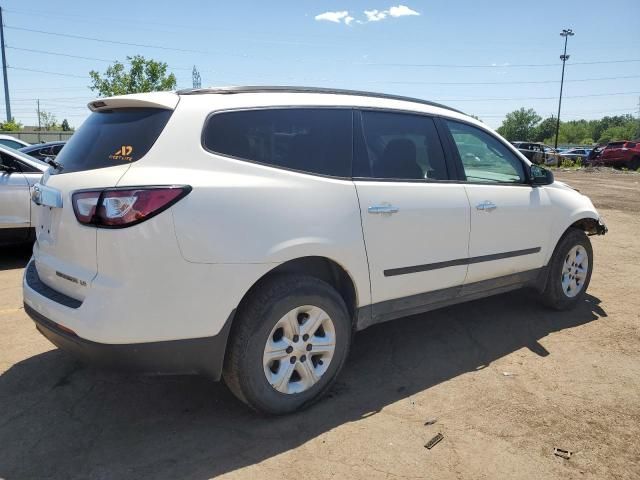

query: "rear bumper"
left=24, top=302, right=234, bottom=379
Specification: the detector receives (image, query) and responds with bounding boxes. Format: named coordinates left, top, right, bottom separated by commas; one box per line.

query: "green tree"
left=38, top=110, right=58, bottom=130
left=533, top=117, right=557, bottom=142
left=61, top=119, right=72, bottom=131
left=496, top=108, right=541, bottom=141
left=0, top=118, right=22, bottom=131
left=592, top=115, right=636, bottom=143
left=557, top=120, right=593, bottom=145
left=89, top=55, right=177, bottom=97
left=597, top=124, right=637, bottom=144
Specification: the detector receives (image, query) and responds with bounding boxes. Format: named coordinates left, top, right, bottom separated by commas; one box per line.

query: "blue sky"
left=2, top=0, right=639, bottom=128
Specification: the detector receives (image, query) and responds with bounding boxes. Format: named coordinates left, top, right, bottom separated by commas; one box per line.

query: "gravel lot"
left=0, top=169, right=638, bottom=480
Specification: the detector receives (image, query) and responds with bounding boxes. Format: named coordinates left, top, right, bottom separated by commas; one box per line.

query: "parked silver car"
left=560, top=148, right=592, bottom=164
left=0, top=145, right=49, bottom=245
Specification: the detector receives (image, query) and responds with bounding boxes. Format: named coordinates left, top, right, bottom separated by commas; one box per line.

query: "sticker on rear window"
left=109, top=145, right=134, bottom=162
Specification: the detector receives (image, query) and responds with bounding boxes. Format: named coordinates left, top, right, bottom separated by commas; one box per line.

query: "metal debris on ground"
left=424, top=418, right=437, bottom=426
left=553, top=448, right=573, bottom=459
left=424, top=433, right=444, bottom=450
left=502, top=371, right=516, bottom=376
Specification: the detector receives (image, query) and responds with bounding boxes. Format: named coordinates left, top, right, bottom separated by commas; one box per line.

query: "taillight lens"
left=72, top=186, right=191, bottom=228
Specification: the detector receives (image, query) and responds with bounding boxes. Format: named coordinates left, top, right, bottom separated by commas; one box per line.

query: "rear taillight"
left=72, top=186, right=191, bottom=228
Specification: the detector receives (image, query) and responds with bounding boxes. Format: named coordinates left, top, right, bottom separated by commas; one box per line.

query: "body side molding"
left=384, top=247, right=542, bottom=277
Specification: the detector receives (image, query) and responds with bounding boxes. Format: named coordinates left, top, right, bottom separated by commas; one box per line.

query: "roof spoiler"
left=88, top=92, right=179, bottom=112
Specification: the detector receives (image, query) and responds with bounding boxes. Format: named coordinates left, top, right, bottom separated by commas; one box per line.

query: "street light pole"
left=554, top=28, right=574, bottom=150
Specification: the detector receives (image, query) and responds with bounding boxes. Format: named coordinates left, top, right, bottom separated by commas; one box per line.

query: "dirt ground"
left=1, top=169, right=639, bottom=480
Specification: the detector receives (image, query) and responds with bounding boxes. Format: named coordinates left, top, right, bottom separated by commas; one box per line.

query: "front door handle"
left=476, top=201, right=497, bottom=212
left=368, top=204, right=399, bottom=215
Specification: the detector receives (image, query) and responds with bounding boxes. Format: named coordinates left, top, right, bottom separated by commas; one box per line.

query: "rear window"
left=202, top=108, right=352, bottom=177
left=53, top=108, right=172, bottom=174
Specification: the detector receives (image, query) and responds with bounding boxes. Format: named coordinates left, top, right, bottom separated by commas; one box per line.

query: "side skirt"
left=356, top=268, right=546, bottom=331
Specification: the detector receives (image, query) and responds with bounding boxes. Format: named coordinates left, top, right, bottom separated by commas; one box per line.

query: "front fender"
left=544, top=207, right=603, bottom=264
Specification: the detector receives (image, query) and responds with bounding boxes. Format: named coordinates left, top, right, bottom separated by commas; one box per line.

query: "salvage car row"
left=511, top=140, right=640, bottom=168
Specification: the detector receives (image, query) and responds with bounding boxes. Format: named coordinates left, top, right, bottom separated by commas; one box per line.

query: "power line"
left=372, top=74, right=640, bottom=86
left=6, top=46, right=203, bottom=72
left=436, top=91, right=640, bottom=102
left=5, top=25, right=236, bottom=56
left=7, top=66, right=89, bottom=78
left=6, top=25, right=640, bottom=70
left=12, top=97, right=91, bottom=102
left=12, top=86, right=88, bottom=91
left=9, top=44, right=640, bottom=86
left=2, top=7, right=349, bottom=47
left=362, top=59, right=640, bottom=68
left=478, top=108, right=637, bottom=117
left=7, top=46, right=114, bottom=63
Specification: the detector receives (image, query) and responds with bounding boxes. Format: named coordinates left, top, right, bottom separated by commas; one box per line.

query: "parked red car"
left=593, top=141, right=640, bottom=169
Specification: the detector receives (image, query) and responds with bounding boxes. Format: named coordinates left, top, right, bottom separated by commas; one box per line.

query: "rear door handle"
left=476, top=201, right=497, bottom=212
left=368, top=204, right=399, bottom=214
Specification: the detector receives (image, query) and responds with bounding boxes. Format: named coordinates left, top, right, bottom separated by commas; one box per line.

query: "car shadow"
left=0, top=290, right=606, bottom=479
left=0, top=244, right=32, bottom=271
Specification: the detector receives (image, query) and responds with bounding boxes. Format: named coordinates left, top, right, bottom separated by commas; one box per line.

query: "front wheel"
left=540, top=228, right=593, bottom=310
left=223, top=274, right=351, bottom=414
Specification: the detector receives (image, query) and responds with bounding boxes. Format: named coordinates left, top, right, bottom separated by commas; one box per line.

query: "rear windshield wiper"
left=44, top=157, right=63, bottom=171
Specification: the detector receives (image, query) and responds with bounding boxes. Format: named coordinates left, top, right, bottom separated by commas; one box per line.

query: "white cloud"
left=315, top=5, right=420, bottom=26
left=388, top=5, right=420, bottom=17
left=364, top=9, right=387, bottom=22
left=315, top=10, right=350, bottom=23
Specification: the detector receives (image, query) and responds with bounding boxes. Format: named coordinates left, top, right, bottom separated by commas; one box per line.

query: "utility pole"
left=192, top=66, right=201, bottom=89
left=554, top=28, right=574, bottom=150
left=36, top=99, right=41, bottom=143
left=0, top=6, right=11, bottom=122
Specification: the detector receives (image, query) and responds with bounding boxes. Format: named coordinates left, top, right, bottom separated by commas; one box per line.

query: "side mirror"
left=530, top=164, right=554, bottom=186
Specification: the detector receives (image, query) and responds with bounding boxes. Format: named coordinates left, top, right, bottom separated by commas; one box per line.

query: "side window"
left=0, top=139, right=24, bottom=149
left=203, top=108, right=352, bottom=177
left=354, top=110, right=448, bottom=180
left=52, top=144, right=64, bottom=155
left=446, top=120, right=525, bottom=184
left=15, top=159, right=41, bottom=173
left=0, top=153, right=18, bottom=170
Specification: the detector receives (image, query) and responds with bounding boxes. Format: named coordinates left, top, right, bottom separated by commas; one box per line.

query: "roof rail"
left=176, top=85, right=465, bottom=115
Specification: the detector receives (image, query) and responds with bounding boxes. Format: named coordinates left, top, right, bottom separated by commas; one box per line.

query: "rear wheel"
left=540, top=228, right=593, bottom=310
left=223, top=274, right=351, bottom=414
left=627, top=156, right=640, bottom=170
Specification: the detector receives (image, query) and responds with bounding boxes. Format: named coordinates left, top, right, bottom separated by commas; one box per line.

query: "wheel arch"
left=569, top=216, right=605, bottom=235
left=235, top=256, right=362, bottom=330
left=545, top=211, right=603, bottom=264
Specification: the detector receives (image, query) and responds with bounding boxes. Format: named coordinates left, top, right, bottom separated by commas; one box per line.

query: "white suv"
left=23, top=87, right=607, bottom=414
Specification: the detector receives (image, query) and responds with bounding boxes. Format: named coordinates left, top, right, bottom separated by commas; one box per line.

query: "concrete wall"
left=3, top=131, right=74, bottom=144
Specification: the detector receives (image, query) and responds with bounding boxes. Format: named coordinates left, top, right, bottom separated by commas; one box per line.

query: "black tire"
left=223, top=274, right=352, bottom=415
left=627, top=156, right=640, bottom=171
left=540, top=228, right=593, bottom=310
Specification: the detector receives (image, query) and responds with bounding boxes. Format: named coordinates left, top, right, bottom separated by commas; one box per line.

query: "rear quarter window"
left=53, top=108, right=172, bottom=174
left=202, top=108, right=352, bottom=177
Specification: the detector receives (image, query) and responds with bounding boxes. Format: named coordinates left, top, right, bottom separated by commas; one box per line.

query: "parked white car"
left=0, top=144, right=49, bottom=245
left=23, top=87, right=607, bottom=414
left=0, top=134, right=30, bottom=150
